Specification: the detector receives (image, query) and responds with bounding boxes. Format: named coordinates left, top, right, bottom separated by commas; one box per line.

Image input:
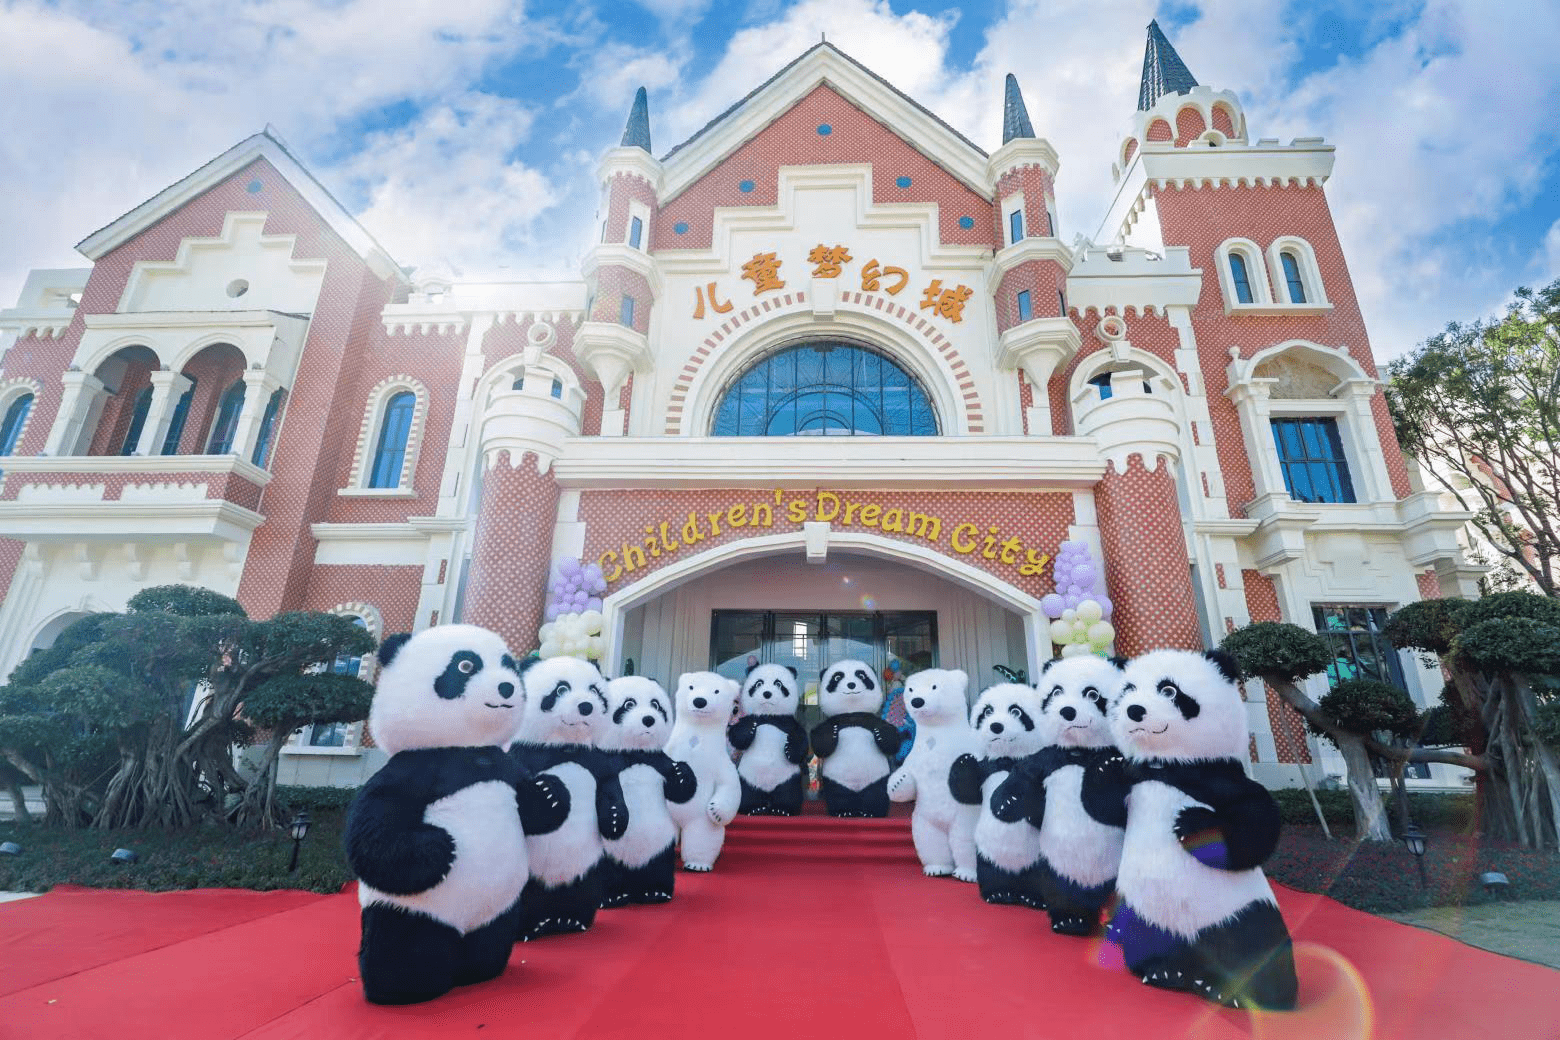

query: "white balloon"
left=1088, top=620, right=1115, bottom=645
left=1076, top=600, right=1103, bottom=624
left=1060, top=642, right=1089, bottom=658
left=1049, top=619, right=1073, bottom=643
left=1061, top=608, right=1076, bottom=623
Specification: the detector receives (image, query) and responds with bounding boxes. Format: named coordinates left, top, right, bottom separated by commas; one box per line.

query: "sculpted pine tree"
left=1388, top=278, right=1560, bottom=597
left=0, top=586, right=374, bottom=829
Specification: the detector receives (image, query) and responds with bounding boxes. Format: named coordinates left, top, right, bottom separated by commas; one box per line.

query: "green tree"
left=1387, top=278, right=1560, bottom=597
left=0, top=586, right=374, bottom=829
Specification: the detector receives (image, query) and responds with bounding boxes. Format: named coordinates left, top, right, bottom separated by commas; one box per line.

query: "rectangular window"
left=1271, top=417, right=1356, bottom=503
left=1008, top=208, right=1024, bottom=245
left=629, top=216, right=644, bottom=250
left=619, top=295, right=635, bottom=327
left=1016, top=290, right=1033, bottom=322
left=1311, top=604, right=1424, bottom=775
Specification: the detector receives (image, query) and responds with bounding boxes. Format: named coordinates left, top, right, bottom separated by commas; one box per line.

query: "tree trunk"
left=233, top=729, right=294, bottom=829
left=4, top=778, right=32, bottom=824
left=1264, top=676, right=1393, bottom=841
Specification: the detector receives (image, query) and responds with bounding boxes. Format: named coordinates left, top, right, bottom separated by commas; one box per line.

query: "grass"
left=0, top=788, right=353, bottom=895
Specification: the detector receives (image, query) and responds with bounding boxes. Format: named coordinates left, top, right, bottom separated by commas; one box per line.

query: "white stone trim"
left=346, top=375, right=429, bottom=492
left=1214, top=237, right=1273, bottom=310
left=626, top=200, right=652, bottom=252
left=1265, top=236, right=1330, bottom=307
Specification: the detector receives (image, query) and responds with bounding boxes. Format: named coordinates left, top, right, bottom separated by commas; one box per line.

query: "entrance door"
left=709, top=609, right=937, bottom=751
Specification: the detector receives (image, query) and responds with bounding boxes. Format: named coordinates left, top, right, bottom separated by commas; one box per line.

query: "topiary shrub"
left=1453, top=617, right=1560, bottom=676
left=1221, top=622, right=1331, bottom=684
left=1384, top=598, right=1471, bottom=655
left=1312, top=679, right=1422, bottom=743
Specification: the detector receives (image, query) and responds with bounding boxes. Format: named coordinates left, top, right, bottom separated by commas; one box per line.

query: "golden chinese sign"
left=597, top=488, right=1052, bottom=586
left=694, top=244, right=973, bottom=324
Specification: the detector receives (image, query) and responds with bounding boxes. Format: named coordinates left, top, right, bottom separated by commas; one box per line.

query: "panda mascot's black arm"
left=346, top=756, right=459, bottom=895
left=595, top=764, right=630, bottom=841
left=774, top=716, right=810, bottom=765
left=1165, top=762, right=1283, bottom=871
left=990, top=748, right=1062, bottom=826
left=727, top=715, right=760, bottom=751
left=868, top=715, right=904, bottom=757
left=948, top=753, right=984, bottom=807
left=1079, top=751, right=1131, bottom=829
left=809, top=717, right=841, bottom=758
left=517, top=772, right=571, bottom=836
left=650, top=753, right=698, bottom=804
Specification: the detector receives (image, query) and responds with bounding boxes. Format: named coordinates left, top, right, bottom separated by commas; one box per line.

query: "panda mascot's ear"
left=518, top=654, right=545, bottom=676
left=1203, top=648, right=1242, bottom=684
left=1107, top=656, right=1130, bottom=670
left=1040, top=658, right=1061, bottom=674
left=785, top=665, right=798, bottom=680
left=377, top=633, right=412, bottom=668
left=745, top=661, right=760, bottom=677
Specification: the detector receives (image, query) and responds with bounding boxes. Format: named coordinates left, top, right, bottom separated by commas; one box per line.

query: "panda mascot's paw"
left=952, top=865, right=977, bottom=883
left=1173, top=806, right=1230, bottom=869
left=348, top=626, right=531, bottom=1006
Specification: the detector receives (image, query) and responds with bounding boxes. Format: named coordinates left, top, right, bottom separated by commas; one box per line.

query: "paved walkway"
left=1387, top=901, right=1560, bottom=969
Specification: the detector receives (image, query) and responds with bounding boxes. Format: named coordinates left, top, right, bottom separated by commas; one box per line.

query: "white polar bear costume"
left=887, top=668, right=979, bottom=880
left=665, top=671, right=742, bottom=871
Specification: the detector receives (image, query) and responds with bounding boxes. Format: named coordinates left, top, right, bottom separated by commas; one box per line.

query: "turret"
left=1113, top=20, right=1248, bottom=180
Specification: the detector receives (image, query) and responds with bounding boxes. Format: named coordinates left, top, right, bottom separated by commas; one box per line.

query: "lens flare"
left=860, top=594, right=877, bottom=609
left=1250, top=942, right=1373, bottom=1040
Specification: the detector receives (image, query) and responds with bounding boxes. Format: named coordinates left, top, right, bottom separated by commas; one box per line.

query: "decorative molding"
left=0, top=453, right=272, bottom=486
left=0, top=498, right=264, bottom=543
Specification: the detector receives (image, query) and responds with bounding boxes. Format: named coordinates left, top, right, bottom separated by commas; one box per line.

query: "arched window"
left=1229, top=254, right=1254, bottom=304
left=1280, top=251, right=1307, bottom=304
left=369, top=390, right=416, bottom=488
left=250, top=389, right=284, bottom=467
left=205, top=379, right=246, bottom=454
left=0, top=393, right=34, bottom=457
left=712, top=342, right=938, bottom=437
left=160, top=378, right=196, bottom=455
left=120, top=386, right=153, bottom=455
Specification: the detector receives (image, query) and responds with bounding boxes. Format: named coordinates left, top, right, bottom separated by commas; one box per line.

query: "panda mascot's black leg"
left=1038, top=864, right=1111, bottom=936
left=1106, top=900, right=1202, bottom=995
left=454, top=896, right=524, bottom=988
left=359, top=903, right=462, bottom=1006
left=975, top=857, right=1043, bottom=908
left=617, top=845, right=677, bottom=905
left=598, top=857, right=630, bottom=909
left=770, top=772, right=804, bottom=816
left=1186, top=903, right=1299, bottom=1010
left=520, top=865, right=604, bottom=940
left=820, top=776, right=889, bottom=818
left=739, top=777, right=774, bottom=816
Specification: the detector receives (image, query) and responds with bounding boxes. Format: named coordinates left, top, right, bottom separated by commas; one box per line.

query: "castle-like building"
left=0, top=26, right=1476, bottom=788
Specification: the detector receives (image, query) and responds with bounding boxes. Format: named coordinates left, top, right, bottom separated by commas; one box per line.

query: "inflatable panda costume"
left=887, top=668, right=979, bottom=880
left=346, top=625, right=570, bottom=1005
left=810, top=659, right=902, bottom=818
left=598, top=676, right=697, bottom=905
left=950, top=682, right=1049, bottom=908
left=728, top=663, right=808, bottom=816
left=1106, top=649, right=1298, bottom=1011
left=509, top=656, right=629, bottom=940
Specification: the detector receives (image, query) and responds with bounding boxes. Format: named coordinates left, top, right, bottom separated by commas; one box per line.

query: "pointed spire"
left=1138, top=20, right=1199, bottom=111
left=1001, top=73, right=1036, bottom=144
left=621, top=86, right=651, bottom=152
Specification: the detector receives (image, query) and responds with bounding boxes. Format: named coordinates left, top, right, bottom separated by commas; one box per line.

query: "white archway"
left=600, top=529, right=1047, bottom=676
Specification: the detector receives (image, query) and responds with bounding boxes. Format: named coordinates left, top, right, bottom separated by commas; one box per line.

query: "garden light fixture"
left=0, top=841, right=20, bottom=856
left=109, top=848, right=139, bottom=865
left=1480, top=871, right=1510, bottom=896
left=1400, top=823, right=1427, bottom=888
left=287, top=810, right=311, bottom=873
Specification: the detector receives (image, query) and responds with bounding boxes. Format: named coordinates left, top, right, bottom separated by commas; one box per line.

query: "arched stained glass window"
left=1280, top=251, right=1307, bottom=303
left=712, top=342, right=937, bottom=437
left=369, top=390, right=416, bottom=488
left=0, top=394, right=33, bottom=457
left=205, top=379, right=246, bottom=454
left=1229, top=253, right=1254, bottom=304
left=251, top=389, right=284, bottom=467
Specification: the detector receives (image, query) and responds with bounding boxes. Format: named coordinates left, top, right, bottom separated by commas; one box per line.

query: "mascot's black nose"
left=1126, top=704, right=1147, bottom=723
left=1059, top=705, right=1075, bottom=721
left=642, top=715, right=655, bottom=728
left=990, top=721, right=1004, bottom=734
left=762, top=690, right=772, bottom=699
left=693, top=696, right=707, bottom=709
left=498, top=682, right=515, bottom=700
left=846, top=682, right=857, bottom=690
left=910, top=697, right=925, bottom=709
left=578, top=701, right=594, bottom=716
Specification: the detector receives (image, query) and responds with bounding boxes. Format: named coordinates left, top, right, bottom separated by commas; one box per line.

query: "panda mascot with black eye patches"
left=728, top=663, right=808, bottom=816
left=949, top=682, right=1049, bottom=908
left=508, top=655, right=629, bottom=941
left=1106, top=649, right=1297, bottom=1011
left=886, top=669, right=979, bottom=880
left=346, top=625, right=571, bottom=1005
left=810, top=659, right=903, bottom=818
left=993, top=656, right=1129, bottom=937
left=597, top=676, right=697, bottom=906
left=665, top=671, right=743, bottom=871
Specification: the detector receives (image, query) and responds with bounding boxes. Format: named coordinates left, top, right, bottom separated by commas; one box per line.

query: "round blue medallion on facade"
left=739, top=180, right=755, bottom=193
left=958, top=216, right=975, bottom=229
left=674, top=222, right=689, bottom=234
left=896, top=176, right=912, bottom=188
left=817, top=124, right=832, bottom=136
left=246, top=179, right=263, bottom=194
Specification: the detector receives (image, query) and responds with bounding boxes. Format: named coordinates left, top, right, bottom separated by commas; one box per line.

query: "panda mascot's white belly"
left=605, top=762, right=676, bottom=869
left=1117, top=780, right=1279, bottom=940
left=822, top=727, right=885, bottom=790
left=526, top=761, right=602, bottom=887
left=358, top=779, right=528, bottom=935
left=975, top=770, right=1041, bottom=872
left=1039, top=765, right=1122, bottom=888
left=738, top=723, right=794, bottom=791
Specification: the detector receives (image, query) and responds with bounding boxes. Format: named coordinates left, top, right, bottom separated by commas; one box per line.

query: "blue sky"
left=3, top=0, right=1559, bottom=361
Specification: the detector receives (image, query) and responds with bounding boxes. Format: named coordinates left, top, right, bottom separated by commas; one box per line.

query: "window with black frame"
left=1312, top=604, right=1427, bottom=777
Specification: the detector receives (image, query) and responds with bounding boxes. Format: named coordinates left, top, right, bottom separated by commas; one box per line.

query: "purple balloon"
left=544, top=604, right=562, bottom=622
left=1064, top=593, right=1081, bottom=609
left=1097, top=596, right=1113, bottom=619
left=1041, top=593, right=1065, bottom=618
left=558, top=557, right=582, bottom=577
left=583, top=563, right=603, bottom=581
left=590, top=578, right=607, bottom=594
left=586, top=596, right=603, bottom=612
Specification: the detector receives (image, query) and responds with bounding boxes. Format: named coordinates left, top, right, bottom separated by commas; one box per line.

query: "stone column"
left=134, top=371, right=193, bottom=456
left=230, top=370, right=278, bottom=463
left=44, top=372, right=106, bottom=456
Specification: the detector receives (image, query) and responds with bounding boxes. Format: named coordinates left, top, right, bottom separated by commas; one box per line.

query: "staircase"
left=721, top=808, right=918, bottom=866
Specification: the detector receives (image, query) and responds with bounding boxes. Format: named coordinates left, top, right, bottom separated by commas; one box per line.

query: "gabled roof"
left=658, top=42, right=991, bottom=201
left=75, top=128, right=402, bottom=281
left=1138, top=20, right=1199, bottom=112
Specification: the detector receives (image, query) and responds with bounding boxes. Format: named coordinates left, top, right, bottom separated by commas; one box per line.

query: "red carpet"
left=2, top=815, right=1557, bottom=1040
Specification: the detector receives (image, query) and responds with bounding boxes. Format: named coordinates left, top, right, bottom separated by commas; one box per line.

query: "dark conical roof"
left=621, top=87, right=652, bottom=152
left=1138, top=20, right=1199, bottom=111
left=1002, top=73, right=1035, bottom=144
